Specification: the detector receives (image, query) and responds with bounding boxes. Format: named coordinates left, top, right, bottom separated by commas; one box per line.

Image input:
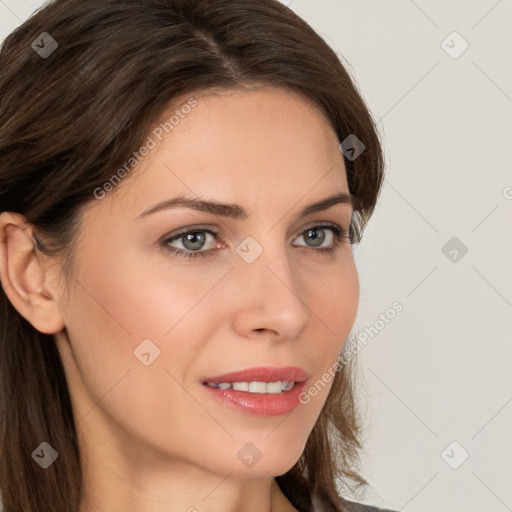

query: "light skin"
left=0, top=85, right=359, bottom=512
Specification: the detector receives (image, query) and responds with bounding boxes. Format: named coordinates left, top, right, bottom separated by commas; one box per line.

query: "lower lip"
left=201, top=381, right=307, bottom=416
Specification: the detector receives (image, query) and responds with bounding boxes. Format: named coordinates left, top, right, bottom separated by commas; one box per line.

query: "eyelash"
left=160, top=223, right=352, bottom=260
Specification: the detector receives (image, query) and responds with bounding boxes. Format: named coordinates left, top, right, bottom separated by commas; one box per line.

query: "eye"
left=160, top=227, right=219, bottom=260
left=160, top=223, right=352, bottom=260
left=292, top=223, right=350, bottom=254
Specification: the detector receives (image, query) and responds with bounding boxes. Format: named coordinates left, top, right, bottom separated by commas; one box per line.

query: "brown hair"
left=0, top=1, right=385, bottom=511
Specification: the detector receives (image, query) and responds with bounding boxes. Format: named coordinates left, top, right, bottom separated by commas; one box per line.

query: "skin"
left=0, top=85, right=359, bottom=512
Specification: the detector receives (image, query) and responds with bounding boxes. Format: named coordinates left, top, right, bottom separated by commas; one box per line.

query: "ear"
left=0, top=212, right=65, bottom=334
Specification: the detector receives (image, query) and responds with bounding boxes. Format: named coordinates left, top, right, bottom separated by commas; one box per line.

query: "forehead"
left=86, top=86, right=349, bottom=222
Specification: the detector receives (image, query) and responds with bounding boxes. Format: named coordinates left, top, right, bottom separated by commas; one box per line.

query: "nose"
left=230, top=236, right=311, bottom=341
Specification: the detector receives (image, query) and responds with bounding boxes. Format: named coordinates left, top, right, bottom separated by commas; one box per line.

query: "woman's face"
left=53, top=86, right=359, bottom=478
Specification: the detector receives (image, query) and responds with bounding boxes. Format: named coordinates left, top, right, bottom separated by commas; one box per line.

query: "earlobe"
left=0, top=212, right=65, bottom=334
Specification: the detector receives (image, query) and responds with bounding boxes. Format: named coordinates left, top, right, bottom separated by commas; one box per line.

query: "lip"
left=201, top=366, right=309, bottom=417
left=201, top=366, right=309, bottom=384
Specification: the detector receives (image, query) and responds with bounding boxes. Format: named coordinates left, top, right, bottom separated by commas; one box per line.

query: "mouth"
left=200, top=366, right=309, bottom=416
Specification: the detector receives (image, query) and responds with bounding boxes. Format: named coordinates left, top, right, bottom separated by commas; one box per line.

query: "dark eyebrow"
left=136, top=192, right=355, bottom=220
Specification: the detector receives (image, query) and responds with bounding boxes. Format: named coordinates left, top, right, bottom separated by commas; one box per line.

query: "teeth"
left=265, top=381, right=282, bottom=394
left=249, top=381, right=267, bottom=393
left=206, top=381, right=295, bottom=393
left=283, top=381, right=294, bottom=391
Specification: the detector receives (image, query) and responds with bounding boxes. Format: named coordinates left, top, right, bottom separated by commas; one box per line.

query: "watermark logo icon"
left=237, top=442, right=262, bottom=468
left=339, top=134, right=365, bottom=161
left=236, top=236, right=263, bottom=263
left=441, top=441, right=469, bottom=469
left=32, top=442, right=59, bottom=469
left=31, top=32, right=58, bottom=59
left=134, top=338, right=161, bottom=366
left=442, top=236, right=468, bottom=263
left=441, top=31, right=469, bottom=59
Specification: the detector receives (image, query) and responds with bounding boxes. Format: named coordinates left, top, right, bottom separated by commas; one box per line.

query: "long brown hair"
left=0, top=1, right=385, bottom=511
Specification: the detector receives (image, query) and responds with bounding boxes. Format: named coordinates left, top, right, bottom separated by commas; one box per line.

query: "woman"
left=0, top=1, right=395, bottom=511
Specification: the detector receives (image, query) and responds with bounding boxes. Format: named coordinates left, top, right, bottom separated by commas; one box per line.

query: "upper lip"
left=202, top=366, right=309, bottom=384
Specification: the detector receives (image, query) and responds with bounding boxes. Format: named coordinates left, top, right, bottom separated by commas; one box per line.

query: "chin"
left=222, top=439, right=305, bottom=479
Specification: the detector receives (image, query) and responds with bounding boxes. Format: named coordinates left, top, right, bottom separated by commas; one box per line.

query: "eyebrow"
left=136, top=192, right=355, bottom=220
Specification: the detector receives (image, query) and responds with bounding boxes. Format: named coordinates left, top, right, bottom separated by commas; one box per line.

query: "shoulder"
left=341, top=498, right=400, bottom=512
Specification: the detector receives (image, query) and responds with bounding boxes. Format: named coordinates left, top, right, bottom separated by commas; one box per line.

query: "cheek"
left=320, top=256, right=359, bottom=320
left=309, top=253, right=359, bottom=353
left=60, top=245, right=233, bottom=420
left=59, top=250, right=240, bottom=463
left=69, top=244, right=232, bottom=343
left=297, top=255, right=359, bottom=406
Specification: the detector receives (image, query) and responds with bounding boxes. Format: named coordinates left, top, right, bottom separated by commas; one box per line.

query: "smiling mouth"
left=200, top=368, right=308, bottom=416
left=202, top=380, right=296, bottom=393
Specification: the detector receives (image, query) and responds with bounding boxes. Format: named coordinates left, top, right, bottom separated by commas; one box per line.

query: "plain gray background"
left=1, top=1, right=511, bottom=511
